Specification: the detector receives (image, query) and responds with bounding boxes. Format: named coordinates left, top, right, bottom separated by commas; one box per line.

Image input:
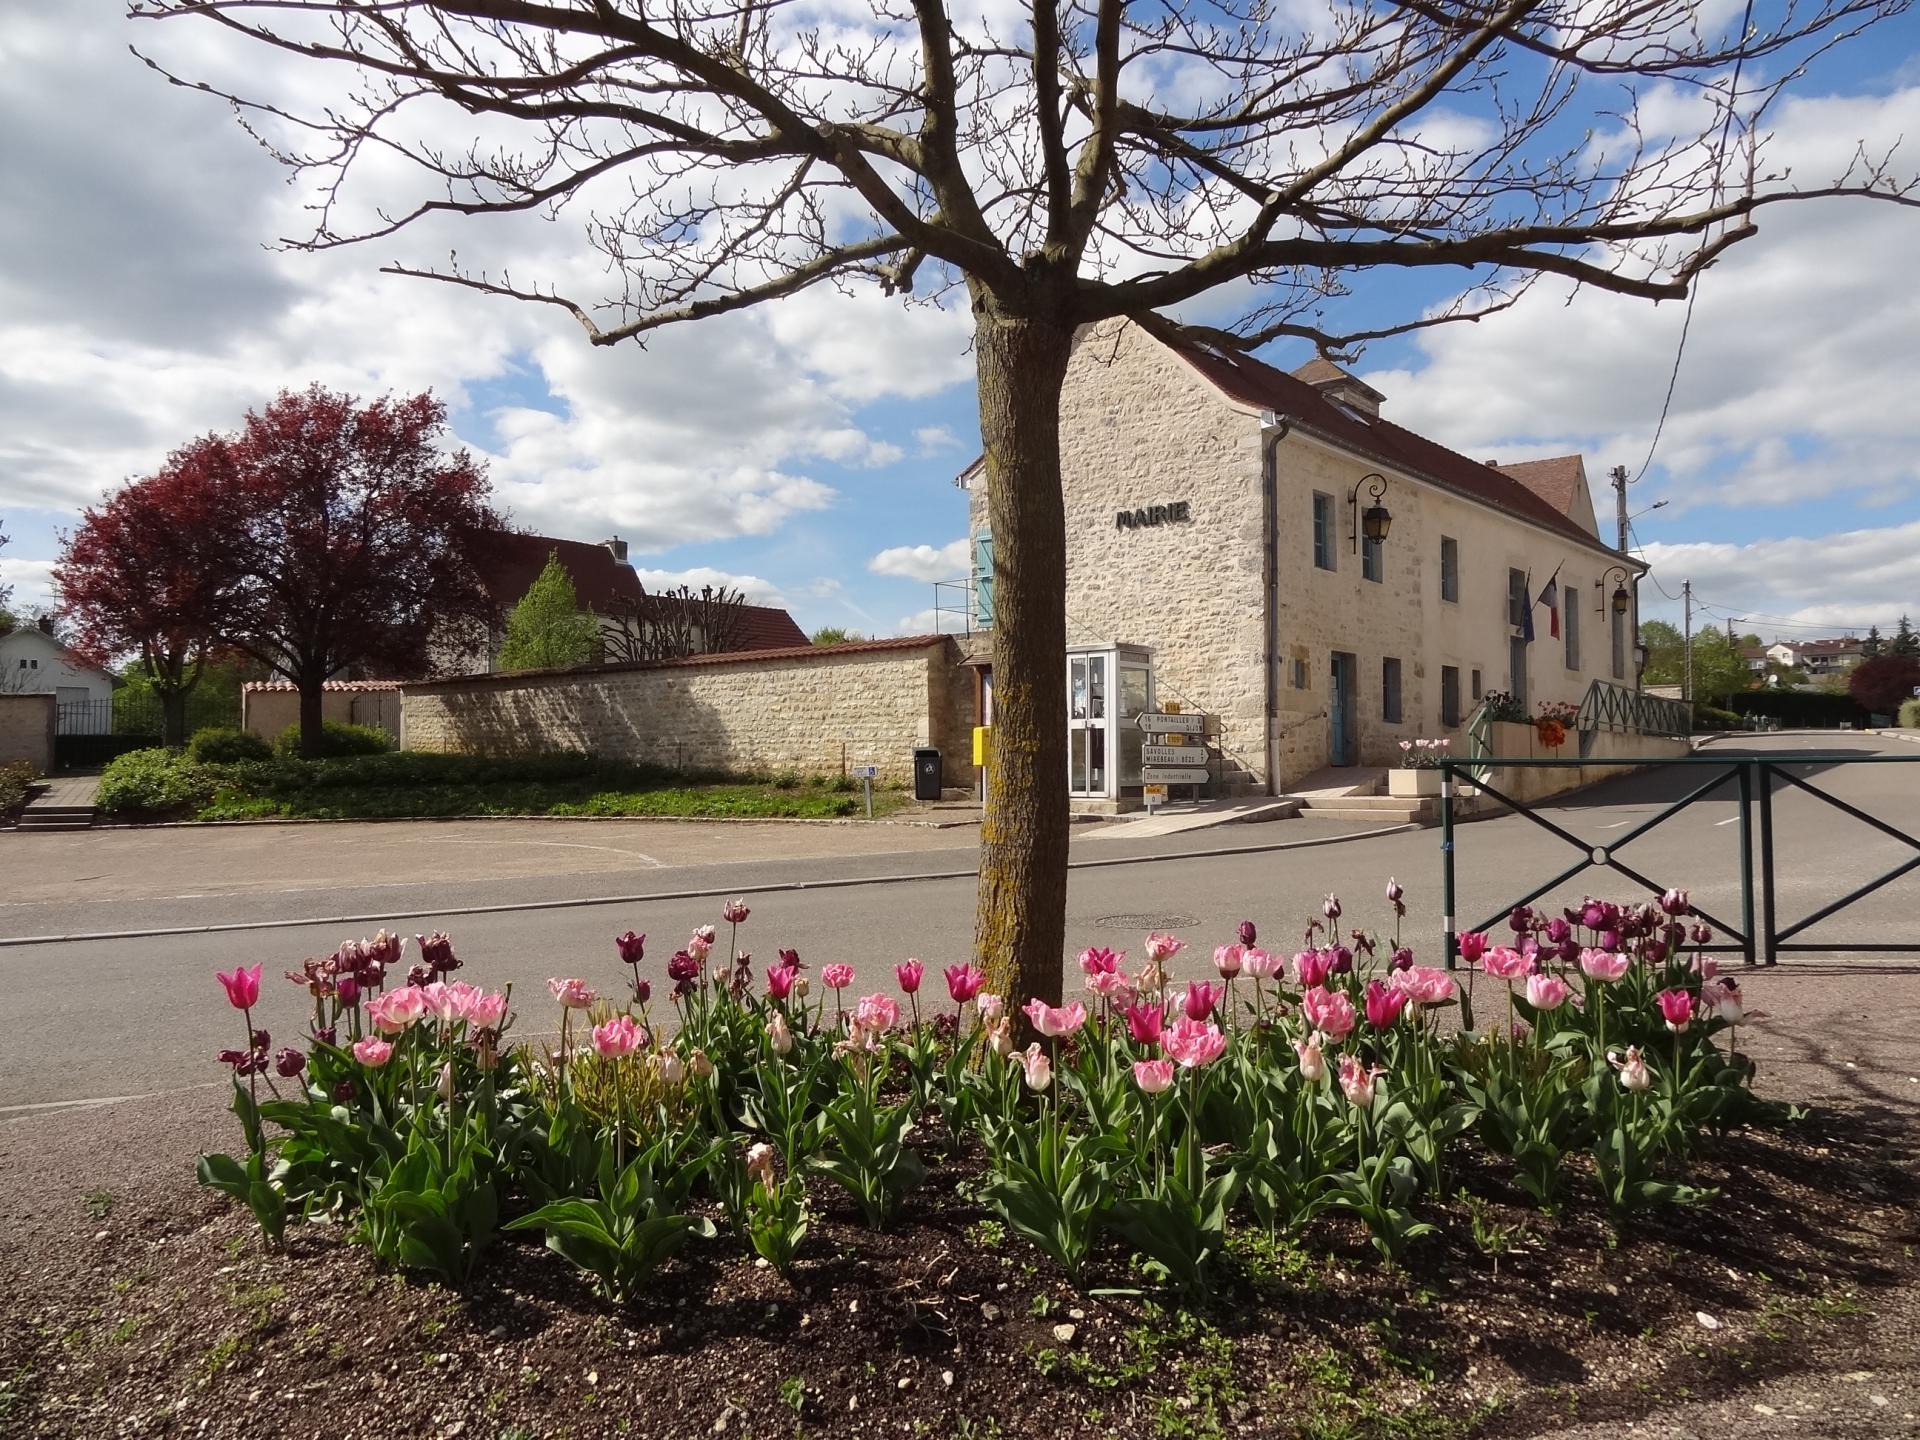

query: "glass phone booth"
left=1067, top=643, right=1153, bottom=801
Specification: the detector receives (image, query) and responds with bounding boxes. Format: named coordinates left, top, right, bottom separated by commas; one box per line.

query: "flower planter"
left=1387, top=767, right=1444, bottom=798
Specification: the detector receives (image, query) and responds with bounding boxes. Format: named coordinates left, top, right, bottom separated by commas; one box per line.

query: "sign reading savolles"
left=1115, top=500, right=1192, bottom=530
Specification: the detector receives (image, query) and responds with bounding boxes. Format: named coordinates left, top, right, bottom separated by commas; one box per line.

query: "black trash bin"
left=912, top=747, right=942, bottom=801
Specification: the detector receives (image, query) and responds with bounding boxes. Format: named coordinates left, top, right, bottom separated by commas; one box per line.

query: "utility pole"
left=1683, top=581, right=1694, bottom=703
left=1611, top=464, right=1630, bottom=554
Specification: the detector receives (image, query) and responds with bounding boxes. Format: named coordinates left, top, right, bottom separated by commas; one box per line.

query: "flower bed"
left=198, top=882, right=1767, bottom=1311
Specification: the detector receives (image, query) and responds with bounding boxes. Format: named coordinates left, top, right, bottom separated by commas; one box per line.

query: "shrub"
left=1900, top=697, right=1920, bottom=729
left=1690, top=704, right=1742, bottom=731
left=187, top=725, right=274, bottom=763
left=97, top=748, right=215, bottom=814
left=0, top=760, right=38, bottom=815
left=273, top=719, right=396, bottom=758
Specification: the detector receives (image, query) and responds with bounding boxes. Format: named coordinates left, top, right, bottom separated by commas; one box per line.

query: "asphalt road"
left=3, top=733, right=1915, bottom=1110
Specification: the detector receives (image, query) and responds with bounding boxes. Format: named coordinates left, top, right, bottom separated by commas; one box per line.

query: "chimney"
left=604, top=536, right=629, bottom=563
left=37, top=613, right=56, bottom=635
left=1290, top=359, right=1385, bottom=419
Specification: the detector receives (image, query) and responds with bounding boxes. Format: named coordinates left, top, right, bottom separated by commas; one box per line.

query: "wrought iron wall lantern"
left=1595, top=565, right=1633, bottom=616
left=1349, top=472, right=1391, bottom=553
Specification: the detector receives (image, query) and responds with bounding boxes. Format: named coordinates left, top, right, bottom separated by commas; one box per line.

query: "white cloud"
left=631, top=567, right=787, bottom=607
left=869, top=538, right=970, bottom=581
left=891, top=606, right=973, bottom=636
left=0, top=557, right=57, bottom=616
left=1638, top=521, right=1920, bottom=637
left=914, top=425, right=964, bottom=455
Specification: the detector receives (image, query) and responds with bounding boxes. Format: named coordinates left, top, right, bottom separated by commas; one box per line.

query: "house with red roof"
left=961, top=318, right=1650, bottom=799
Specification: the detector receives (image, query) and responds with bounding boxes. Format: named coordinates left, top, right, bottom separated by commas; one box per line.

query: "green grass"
left=100, top=747, right=907, bottom=821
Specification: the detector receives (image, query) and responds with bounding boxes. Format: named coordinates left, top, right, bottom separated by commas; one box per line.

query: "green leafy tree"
left=497, top=552, right=601, bottom=673
left=1639, top=620, right=1747, bottom=703
left=811, top=626, right=864, bottom=646
left=1892, top=615, right=1919, bottom=659
left=1862, top=624, right=1884, bottom=658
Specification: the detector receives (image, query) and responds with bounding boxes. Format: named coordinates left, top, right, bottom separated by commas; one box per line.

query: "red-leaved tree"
left=1850, top=654, right=1920, bottom=716
left=57, top=440, right=238, bottom=745
left=213, top=386, right=505, bottom=756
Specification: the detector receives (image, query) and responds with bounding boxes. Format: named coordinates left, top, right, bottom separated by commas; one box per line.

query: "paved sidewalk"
left=24, top=774, right=99, bottom=806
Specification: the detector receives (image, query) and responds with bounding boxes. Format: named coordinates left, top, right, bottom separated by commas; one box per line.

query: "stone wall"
left=1468, top=723, right=1692, bottom=805
left=243, top=687, right=403, bottom=741
left=0, top=693, right=55, bottom=773
left=399, top=638, right=971, bottom=787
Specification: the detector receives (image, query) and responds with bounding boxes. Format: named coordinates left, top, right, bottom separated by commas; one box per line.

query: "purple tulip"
left=274, top=1047, right=307, bottom=1079
left=1389, top=945, right=1415, bottom=972
left=615, top=930, right=646, bottom=965
left=1237, top=920, right=1258, bottom=947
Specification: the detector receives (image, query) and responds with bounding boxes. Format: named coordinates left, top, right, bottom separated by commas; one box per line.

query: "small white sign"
left=1142, top=783, right=1169, bottom=805
left=849, top=764, right=879, bottom=779
left=1137, top=712, right=1205, bottom=735
left=1142, top=744, right=1208, bottom=767
left=1140, top=765, right=1208, bottom=784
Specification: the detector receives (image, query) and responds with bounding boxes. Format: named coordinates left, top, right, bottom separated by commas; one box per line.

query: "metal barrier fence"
left=1438, top=753, right=1920, bottom=968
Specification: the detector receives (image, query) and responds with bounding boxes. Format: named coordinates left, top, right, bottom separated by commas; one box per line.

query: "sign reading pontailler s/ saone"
left=1115, top=500, right=1192, bottom=530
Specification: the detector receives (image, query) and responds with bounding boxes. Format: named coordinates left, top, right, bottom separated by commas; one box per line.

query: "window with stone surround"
left=1291, top=657, right=1309, bottom=689
left=1565, top=591, right=1582, bottom=671
left=1312, top=493, right=1335, bottom=571
left=1362, top=534, right=1383, bottom=583
left=1382, top=657, right=1403, bottom=724
left=1471, top=668, right=1483, bottom=700
left=1440, top=536, right=1459, bottom=602
left=1441, top=666, right=1461, bottom=727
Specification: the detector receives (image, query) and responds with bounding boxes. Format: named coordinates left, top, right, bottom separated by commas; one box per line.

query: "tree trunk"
left=161, top=688, right=187, bottom=748
left=972, top=308, right=1074, bottom=1009
left=298, top=676, right=325, bottom=758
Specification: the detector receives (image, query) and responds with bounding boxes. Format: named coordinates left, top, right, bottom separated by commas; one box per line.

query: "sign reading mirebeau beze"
left=1115, top=500, right=1192, bottom=530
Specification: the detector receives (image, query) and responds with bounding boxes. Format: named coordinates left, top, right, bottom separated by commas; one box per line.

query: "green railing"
left=1576, top=679, right=1690, bottom=737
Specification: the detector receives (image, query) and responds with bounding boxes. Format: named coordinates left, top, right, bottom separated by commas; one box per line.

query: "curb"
left=0, top=821, right=1420, bottom=948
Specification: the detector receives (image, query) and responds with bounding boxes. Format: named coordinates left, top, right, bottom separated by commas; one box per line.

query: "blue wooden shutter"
left=973, top=530, right=994, bottom=627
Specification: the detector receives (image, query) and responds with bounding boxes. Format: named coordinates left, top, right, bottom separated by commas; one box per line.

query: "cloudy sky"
left=2, top=2, right=1917, bottom=646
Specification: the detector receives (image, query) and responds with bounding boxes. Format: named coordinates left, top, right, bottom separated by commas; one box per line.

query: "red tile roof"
left=1490, top=456, right=1589, bottom=520
left=727, top=603, right=810, bottom=652
left=475, top=532, right=647, bottom=614
left=407, top=634, right=950, bottom=688
left=1169, top=340, right=1632, bottom=561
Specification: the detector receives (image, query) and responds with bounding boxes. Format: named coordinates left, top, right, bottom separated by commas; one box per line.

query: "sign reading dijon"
left=1115, top=500, right=1192, bottom=530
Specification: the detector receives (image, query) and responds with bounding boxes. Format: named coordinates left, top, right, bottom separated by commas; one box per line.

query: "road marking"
left=1714, top=816, right=1741, bottom=827
left=0, top=823, right=1423, bottom=948
left=1598, top=820, right=1634, bottom=830
left=441, top=837, right=668, bottom=865
left=1, top=1082, right=222, bottom=1116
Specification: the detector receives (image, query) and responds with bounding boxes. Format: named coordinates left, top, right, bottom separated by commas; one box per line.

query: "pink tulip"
left=1019, top=1043, right=1053, bottom=1092
left=976, top=992, right=1004, bottom=1020
left=1084, top=969, right=1134, bottom=1004
left=1657, top=987, right=1695, bottom=1032
left=1132, top=1058, right=1176, bottom=1095
left=821, top=963, right=855, bottom=990
left=1294, top=1034, right=1327, bottom=1082
left=419, top=980, right=469, bottom=1026
left=1659, top=888, right=1690, bottom=916
left=1144, top=932, right=1186, bottom=962
left=1078, top=946, right=1122, bottom=976
left=1212, top=944, right=1244, bottom=979
left=944, top=963, right=986, bottom=1004
left=547, top=977, right=597, bottom=1010
left=1390, top=965, right=1456, bottom=1006
left=1609, top=1046, right=1652, bottom=1092
left=745, top=1141, right=777, bottom=1191
left=1241, top=946, right=1282, bottom=980
left=768, top=1011, right=794, bottom=1056
left=656, top=1051, right=685, bottom=1084
left=722, top=898, right=750, bottom=924
left=216, top=965, right=263, bottom=1011
left=855, top=993, right=900, bottom=1032
left=1479, top=946, right=1531, bottom=980
left=1160, top=1017, right=1228, bottom=1069
left=1022, top=999, right=1087, bottom=1037
left=1364, top=979, right=1409, bottom=1029
left=1524, top=973, right=1571, bottom=1011
left=983, top=1014, right=1013, bottom=1057
left=592, top=1015, right=641, bottom=1059
left=686, top=932, right=714, bottom=963
left=1300, top=985, right=1356, bottom=1041
left=1703, top=977, right=1744, bottom=1025
left=895, top=960, right=924, bottom=995
left=351, top=1037, right=393, bottom=1068
left=766, top=964, right=797, bottom=1001
left=368, top=986, right=427, bottom=1035
left=1578, top=948, right=1631, bottom=983
left=1292, top=949, right=1332, bottom=989
left=1337, top=1054, right=1385, bottom=1110
left=1456, top=931, right=1489, bottom=964
left=466, top=990, right=508, bottom=1031
left=1125, top=1002, right=1166, bottom=1046
left=688, top=1048, right=715, bottom=1079
left=1182, top=981, right=1223, bottom=1021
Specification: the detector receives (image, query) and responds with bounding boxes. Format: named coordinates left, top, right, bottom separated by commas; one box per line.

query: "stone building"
left=963, top=319, right=1646, bottom=801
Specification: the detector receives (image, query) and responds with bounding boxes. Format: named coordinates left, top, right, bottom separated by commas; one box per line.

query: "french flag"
left=1537, top=566, right=1563, bottom=640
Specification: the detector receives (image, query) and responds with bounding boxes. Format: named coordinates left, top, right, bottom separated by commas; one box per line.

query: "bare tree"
left=602, top=582, right=751, bottom=663
left=140, top=0, right=1917, bottom=1004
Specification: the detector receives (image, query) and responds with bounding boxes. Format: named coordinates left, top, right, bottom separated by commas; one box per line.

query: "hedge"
left=1726, top=690, right=1866, bottom=728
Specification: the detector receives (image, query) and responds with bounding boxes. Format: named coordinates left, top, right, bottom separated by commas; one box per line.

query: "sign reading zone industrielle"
left=1141, top=765, right=1209, bottom=784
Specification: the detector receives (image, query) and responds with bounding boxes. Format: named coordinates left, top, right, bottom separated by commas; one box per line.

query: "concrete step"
left=18, top=818, right=94, bottom=831
left=1298, top=794, right=1431, bottom=811
left=1297, top=803, right=1433, bottom=825
left=23, top=805, right=95, bottom=817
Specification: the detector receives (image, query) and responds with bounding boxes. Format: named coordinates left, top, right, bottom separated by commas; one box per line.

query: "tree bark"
left=161, top=688, right=187, bottom=748
left=298, top=675, right=324, bottom=758
left=971, top=307, right=1074, bottom=1009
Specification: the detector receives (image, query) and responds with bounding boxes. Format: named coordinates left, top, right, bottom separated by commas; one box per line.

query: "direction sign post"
left=849, top=763, right=879, bottom=817
left=1142, top=743, right=1208, bottom=767
left=1136, top=712, right=1205, bottom=735
left=1141, top=765, right=1213, bottom=784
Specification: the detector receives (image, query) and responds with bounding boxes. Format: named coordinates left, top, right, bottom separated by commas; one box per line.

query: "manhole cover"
left=1092, top=912, right=1200, bottom=931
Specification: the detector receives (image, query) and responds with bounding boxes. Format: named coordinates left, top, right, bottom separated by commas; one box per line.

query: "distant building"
left=439, top=532, right=807, bottom=675
left=1763, top=637, right=1863, bottom=676
left=0, top=619, right=116, bottom=713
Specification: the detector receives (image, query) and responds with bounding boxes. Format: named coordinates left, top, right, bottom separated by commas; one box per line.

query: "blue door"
left=1329, top=652, right=1356, bottom=766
